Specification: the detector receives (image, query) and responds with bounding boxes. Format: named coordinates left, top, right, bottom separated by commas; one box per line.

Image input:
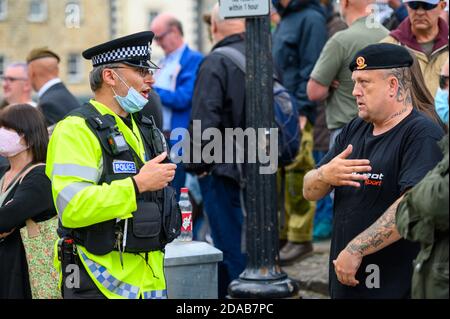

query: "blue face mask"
left=112, top=71, right=148, bottom=114
left=435, top=88, right=449, bottom=123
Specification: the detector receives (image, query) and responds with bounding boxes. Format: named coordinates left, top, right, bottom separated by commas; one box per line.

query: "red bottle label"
left=181, top=212, right=192, bottom=232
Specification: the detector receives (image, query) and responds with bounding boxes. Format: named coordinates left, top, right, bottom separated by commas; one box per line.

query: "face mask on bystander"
left=435, top=87, right=449, bottom=123
left=0, top=128, right=28, bottom=157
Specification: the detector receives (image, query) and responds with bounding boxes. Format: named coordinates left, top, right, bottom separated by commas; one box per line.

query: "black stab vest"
left=58, top=103, right=181, bottom=255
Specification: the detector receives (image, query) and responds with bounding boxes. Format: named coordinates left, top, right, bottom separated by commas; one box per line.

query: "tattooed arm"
left=333, top=196, right=404, bottom=286
left=347, top=196, right=403, bottom=256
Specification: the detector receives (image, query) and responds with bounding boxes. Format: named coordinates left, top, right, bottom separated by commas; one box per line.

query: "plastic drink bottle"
left=178, top=187, right=193, bottom=241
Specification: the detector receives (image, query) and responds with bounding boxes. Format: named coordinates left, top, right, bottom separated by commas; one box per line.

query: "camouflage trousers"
left=278, top=122, right=316, bottom=243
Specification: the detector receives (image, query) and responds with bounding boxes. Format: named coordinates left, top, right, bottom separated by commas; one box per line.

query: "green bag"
left=20, top=217, right=61, bottom=299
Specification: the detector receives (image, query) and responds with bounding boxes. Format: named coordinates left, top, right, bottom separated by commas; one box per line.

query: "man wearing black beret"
left=46, top=31, right=178, bottom=299
left=303, top=43, right=445, bottom=298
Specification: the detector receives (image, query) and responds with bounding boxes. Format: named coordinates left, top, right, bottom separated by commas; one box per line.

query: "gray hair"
left=6, top=62, right=29, bottom=77
left=89, top=63, right=121, bottom=92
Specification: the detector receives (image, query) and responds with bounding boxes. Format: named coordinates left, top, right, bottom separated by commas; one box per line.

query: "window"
left=0, top=0, right=7, bottom=21
left=65, top=0, right=82, bottom=28
left=67, top=53, right=82, bottom=83
left=28, top=0, right=47, bottom=22
left=109, top=0, right=118, bottom=38
left=148, top=10, right=159, bottom=27
left=0, top=55, right=4, bottom=76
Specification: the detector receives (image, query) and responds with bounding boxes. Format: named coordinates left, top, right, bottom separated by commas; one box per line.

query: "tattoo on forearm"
left=346, top=199, right=401, bottom=256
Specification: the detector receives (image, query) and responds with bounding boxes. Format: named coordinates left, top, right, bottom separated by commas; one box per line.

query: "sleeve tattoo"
left=346, top=196, right=403, bottom=257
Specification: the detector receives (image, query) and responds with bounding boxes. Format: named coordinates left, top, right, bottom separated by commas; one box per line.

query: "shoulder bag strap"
left=18, top=163, right=46, bottom=238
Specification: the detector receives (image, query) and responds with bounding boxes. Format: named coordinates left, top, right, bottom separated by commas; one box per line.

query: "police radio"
left=141, top=115, right=171, bottom=162
left=151, top=125, right=169, bottom=159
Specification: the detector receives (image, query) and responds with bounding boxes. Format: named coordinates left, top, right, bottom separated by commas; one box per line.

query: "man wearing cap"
left=308, top=0, right=389, bottom=147
left=303, top=43, right=444, bottom=298
left=27, top=48, right=80, bottom=126
left=46, top=32, right=177, bottom=299
left=381, top=0, right=448, bottom=98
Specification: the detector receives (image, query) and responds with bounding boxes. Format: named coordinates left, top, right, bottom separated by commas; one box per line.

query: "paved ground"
left=282, top=240, right=331, bottom=299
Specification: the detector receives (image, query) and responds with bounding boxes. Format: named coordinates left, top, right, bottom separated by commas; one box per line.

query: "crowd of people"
left=0, top=0, right=448, bottom=299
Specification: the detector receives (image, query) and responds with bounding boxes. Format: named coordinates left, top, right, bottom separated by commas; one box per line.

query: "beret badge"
left=356, top=56, right=367, bottom=70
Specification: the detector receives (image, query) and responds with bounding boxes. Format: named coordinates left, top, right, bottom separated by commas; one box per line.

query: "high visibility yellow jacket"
left=46, top=99, right=166, bottom=299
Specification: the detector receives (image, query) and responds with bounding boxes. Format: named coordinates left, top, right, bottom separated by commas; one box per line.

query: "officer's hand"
left=133, top=152, right=177, bottom=193
left=319, top=145, right=371, bottom=187
left=333, top=248, right=362, bottom=287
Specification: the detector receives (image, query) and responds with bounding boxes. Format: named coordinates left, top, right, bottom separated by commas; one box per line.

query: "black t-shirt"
left=319, top=109, right=444, bottom=299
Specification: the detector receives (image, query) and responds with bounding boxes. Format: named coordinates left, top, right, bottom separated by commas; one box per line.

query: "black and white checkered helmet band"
left=91, top=45, right=151, bottom=66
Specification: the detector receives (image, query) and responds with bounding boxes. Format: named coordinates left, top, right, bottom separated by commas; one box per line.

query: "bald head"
left=150, top=13, right=184, bottom=55
left=353, top=0, right=375, bottom=10
left=151, top=13, right=183, bottom=35
left=28, top=56, right=59, bottom=92
left=210, top=4, right=245, bottom=44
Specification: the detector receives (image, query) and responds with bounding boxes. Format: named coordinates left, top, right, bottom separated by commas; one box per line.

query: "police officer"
left=46, top=32, right=178, bottom=299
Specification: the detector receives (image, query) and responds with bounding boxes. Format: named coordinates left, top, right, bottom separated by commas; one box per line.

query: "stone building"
left=0, top=0, right=111, bottom=99
left=115, top=0, right=216, bottom=62
left=0, top=0, right=216, bottom=100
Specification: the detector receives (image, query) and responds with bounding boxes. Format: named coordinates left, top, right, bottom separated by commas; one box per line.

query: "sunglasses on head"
left=407, top=1, right=439, bottom=11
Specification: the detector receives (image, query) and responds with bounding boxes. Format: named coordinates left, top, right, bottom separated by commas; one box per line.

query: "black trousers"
left=61, top=253, right=106, bottom=299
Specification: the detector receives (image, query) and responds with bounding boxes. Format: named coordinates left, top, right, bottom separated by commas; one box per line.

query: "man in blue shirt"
left=151, top=13, right=203, bottom=194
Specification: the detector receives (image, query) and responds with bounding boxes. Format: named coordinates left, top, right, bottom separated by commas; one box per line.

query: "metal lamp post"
left=226, top=6, right=299, bottom=299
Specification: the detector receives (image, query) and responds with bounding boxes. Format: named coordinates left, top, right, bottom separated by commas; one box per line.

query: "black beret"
left=349, top=43, right=413, bottom=72
left=82, top=31, right=158, bottom=69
